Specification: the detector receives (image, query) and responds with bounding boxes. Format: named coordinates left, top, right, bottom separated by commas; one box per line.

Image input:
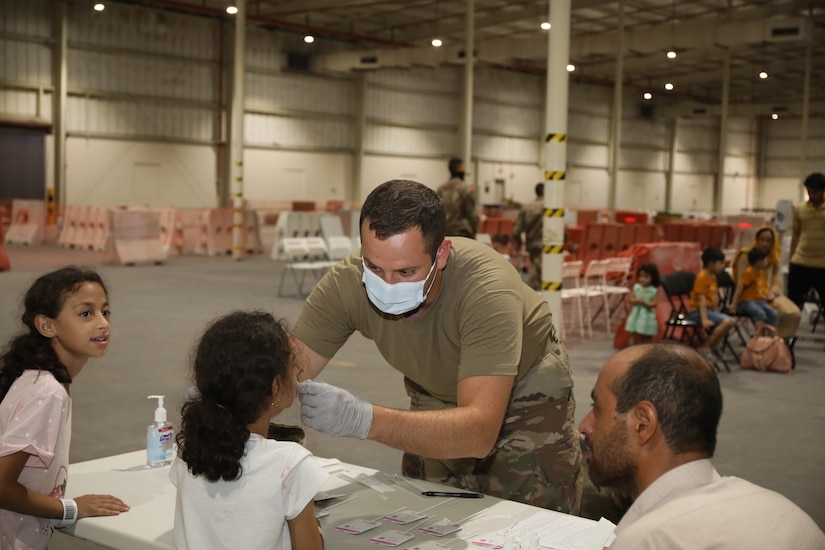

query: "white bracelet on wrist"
left=54, top=498, right=78, bottom=528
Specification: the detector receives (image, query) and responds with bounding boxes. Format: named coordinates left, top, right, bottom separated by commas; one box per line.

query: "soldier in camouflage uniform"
left=293, top=180, right=582, bottom=514
left=437, top=158, right=479, bottom=238
left=514, top=183, right=545, bottom=290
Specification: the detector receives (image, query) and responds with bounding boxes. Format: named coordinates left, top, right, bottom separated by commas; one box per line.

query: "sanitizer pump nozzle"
left=147, top=395, right=173, bottom=468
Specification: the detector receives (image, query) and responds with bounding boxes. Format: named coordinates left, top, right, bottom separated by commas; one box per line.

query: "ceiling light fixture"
left=541, top=22, right=551, bottom=30
left=759, top=71, right=768, bottom=79
left=226, top=5, right=238, bottom=15
left=304, top=35, right=314, bottom=44
left=93, top=2, right=105, bottom=11
left=771, top=113, right=779, bottom=120
left=664, top=82, right=674, bottom=91
left=666, top=50, right=677, bottom=59
left=431, top=38, right=443, bottom=47
left=643, top=92, right=653, bottom=100
left=566, top=64, right=575, bottom=72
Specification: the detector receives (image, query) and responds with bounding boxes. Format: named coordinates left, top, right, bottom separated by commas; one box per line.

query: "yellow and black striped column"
left=541, top=0, right=571, bottom=327
left=229, top=0, right=246, bottom=261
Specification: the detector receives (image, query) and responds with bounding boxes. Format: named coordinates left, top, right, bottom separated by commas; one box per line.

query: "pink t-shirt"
left=0, top=370, right=72, bottom=550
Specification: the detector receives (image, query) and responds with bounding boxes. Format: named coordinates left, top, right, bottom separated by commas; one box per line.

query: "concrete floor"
left=1, top=243, right=823, bottom=549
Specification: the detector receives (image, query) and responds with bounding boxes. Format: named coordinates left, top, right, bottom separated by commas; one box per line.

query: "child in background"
left=0, top=267, right=129, bottom=550
left=731, top=247, right=779, bottom=333
left=688, top=247, right=735, bottom=363
left=625, top=262, right=661, bottom=345
left=171, top=311, right=328, bottom=550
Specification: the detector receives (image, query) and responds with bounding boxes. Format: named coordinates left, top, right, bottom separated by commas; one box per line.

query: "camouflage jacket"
left=438, top=178, right=479, bottom=238
left=514, top=198, right=544, bottom=251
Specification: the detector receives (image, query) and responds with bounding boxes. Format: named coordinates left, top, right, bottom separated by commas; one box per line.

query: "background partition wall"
left=0, top=0, right=823, bottom=214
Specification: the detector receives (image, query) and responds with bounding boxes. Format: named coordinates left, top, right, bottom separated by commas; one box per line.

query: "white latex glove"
left=298, top=380, right=373, bottom=440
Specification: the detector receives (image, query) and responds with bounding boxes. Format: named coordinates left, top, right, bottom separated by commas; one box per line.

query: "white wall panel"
left=721, top=173, right=757, bottom=214
left=569, top=112, right=610, bottom=144
left=620, top=147, right=667, bottom=172
left=244, top=150, right=350, bottom=202
left=474, top=101, right=541, bottom=136
left=69, top=3, right=218, bottom=61
left=568, top=142, right=609, bottom=168
left=565, top=167, right=610, bottom=208
left=0, top=39, right=52, bottom=84
left=726, top=131, right=755, bottom=156
left=366, top=67, right=461, bottom=93
left=476, top=161, right=542, bottom=206
left=569, top=84, right=612, bottom=116
left=765, top=118, right=810, bottom=139
left=360, top=156, right=446, bottom=199
left=674, top=151, right=715, bottom=174
left=247, top=72, right=353, bottom=115
left=671, top=173, right=714, bottom=212
left=246, top=27, right=285, bottom=70
left=764, top=159, right=805, bottom=178
left=0, top=0, right=51, bottom=37
left=616, top=172, right=666, bottom=211
left=66, top=96, right=213, bottom=141
left=676, top=120, right=717, bottom=150
left=245, top=113, right=351, bottom=149
left=762, top=177, right=804, bottom=208
left=366, top=88, right=457, bottom=126
left=622, top=118, right=668, bottom=149
left=474, top=135, right=539, bottom=164
left=364, top=125, right=455, bottom=157
left=0, top=89, right=39, bottom=117
left=475, top=67, right=542, bottom=105
left=724, top=155, right=753, bottom=176
left=69, top=50, right=216, bottom=101
left=65, top=138, right=216, bottom=207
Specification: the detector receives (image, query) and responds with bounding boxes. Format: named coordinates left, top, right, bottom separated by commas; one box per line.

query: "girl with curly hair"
left=171, top=310, right=327, bottom=549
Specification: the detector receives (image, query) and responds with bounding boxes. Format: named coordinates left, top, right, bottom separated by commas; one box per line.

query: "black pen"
left=421, top=491, right=483, bottom=498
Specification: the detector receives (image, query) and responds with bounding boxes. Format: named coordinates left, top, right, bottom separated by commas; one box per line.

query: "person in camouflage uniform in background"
left=514, top=183, right=545, bottom=290
left=437, top=158, right=479, bottom=238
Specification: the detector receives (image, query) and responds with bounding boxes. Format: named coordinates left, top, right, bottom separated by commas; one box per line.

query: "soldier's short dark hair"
left=360, top=180, right=446, bottom=259
left=612, top=342, right=722, bottom=456
left=535, top=183, right=544, bottom=197
left=448, top=157, right=463, bottom=174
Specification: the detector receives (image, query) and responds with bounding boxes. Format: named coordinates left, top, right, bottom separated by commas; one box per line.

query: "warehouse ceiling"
left=121, top=0, right=825, bottom=115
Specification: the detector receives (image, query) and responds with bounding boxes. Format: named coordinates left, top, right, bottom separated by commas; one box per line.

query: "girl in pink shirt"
left=0, top=267, right=129, bottom=550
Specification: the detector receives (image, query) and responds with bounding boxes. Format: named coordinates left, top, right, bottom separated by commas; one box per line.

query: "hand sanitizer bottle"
left=147, top=395, right=173, bottom=468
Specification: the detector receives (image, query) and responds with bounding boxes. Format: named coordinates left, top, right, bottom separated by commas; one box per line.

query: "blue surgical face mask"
left=361, top=257, right=438, bottom=315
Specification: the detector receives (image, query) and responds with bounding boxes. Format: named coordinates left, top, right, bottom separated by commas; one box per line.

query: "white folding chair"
left=604, top=256, right=633, bottom=324
left=560, top=260, right=586, bottom=340
left=326, top=235, right=354, bottom=261
left=277, top=238, right=333, bottom=298
left=581, top=259, right=613, bottom=336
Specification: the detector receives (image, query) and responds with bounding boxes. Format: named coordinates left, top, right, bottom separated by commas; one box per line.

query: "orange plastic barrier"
left=3, top=200, right=46, bottom=245
left=613, top=241, right=702, bottom=349
left=102, top=208, right=166, bottom=266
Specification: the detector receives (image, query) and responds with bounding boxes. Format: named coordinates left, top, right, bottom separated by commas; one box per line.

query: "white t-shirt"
left=0, top=370, right=72, bottom=550
left=170, top=434, right=328, bottom=550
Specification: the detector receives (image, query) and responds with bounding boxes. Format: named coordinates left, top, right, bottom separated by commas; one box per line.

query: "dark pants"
left=787, top=263, right=825, bottom=311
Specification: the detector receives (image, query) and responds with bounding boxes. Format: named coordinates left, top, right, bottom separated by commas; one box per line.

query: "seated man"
left=579, top=342, right=824, bottom=549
